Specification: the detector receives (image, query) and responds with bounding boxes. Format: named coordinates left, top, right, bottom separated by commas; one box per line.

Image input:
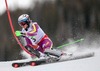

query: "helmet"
left=18, top=14, right=30, bottom=25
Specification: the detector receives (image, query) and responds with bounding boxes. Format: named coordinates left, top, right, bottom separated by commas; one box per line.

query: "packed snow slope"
left=0, top=48, right=100, bottom=71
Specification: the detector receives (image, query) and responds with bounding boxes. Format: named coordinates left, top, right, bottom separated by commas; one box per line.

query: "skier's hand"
left=15, top=31, right=22, bottom=36
left=15, top=30, right=27, bottom=36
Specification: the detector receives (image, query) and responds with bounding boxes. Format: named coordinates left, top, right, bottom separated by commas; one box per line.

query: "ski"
left=12, top=52, right=94, bottom=68
left=12, top=59, right=46, bottom=68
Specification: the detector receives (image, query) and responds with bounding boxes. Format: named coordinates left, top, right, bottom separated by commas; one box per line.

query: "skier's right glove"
left=15, top=30, right=22, bottom=36
left=15, top=30, right=26, bottom=37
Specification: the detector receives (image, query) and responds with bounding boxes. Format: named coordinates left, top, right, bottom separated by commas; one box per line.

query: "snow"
left=0, top=49, right=100, bottom=71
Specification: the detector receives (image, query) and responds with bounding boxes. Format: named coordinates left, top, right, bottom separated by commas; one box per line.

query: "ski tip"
left=12, top=63, right=19, bottom=68
left=30, top=62, right=36, bottom=66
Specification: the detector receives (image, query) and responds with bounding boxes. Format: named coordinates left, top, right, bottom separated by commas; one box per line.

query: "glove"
left=15, top=31, right=22, bottom=36
left=15, top=30, right=26, bottom=36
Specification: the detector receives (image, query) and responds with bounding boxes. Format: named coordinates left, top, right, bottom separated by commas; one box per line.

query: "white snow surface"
left=0, top=48, right=100, bottom=71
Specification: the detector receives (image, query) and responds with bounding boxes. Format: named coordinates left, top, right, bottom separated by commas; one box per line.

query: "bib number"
left=31, top=36, right=36, bottom=42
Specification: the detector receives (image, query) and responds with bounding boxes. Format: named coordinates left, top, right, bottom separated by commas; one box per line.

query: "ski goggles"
left=20, top=22, right=27, bottom=27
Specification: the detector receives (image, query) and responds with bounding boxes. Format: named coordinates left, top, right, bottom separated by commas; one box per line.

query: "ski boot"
left=44, top=49, right=64, bottom=62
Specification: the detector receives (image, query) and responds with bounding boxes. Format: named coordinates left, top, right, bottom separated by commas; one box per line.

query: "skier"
left=17, top=14, right=64, bottom=59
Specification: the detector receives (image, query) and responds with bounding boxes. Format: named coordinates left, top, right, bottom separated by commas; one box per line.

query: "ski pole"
left=57, top=38, right=84, bottom=48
